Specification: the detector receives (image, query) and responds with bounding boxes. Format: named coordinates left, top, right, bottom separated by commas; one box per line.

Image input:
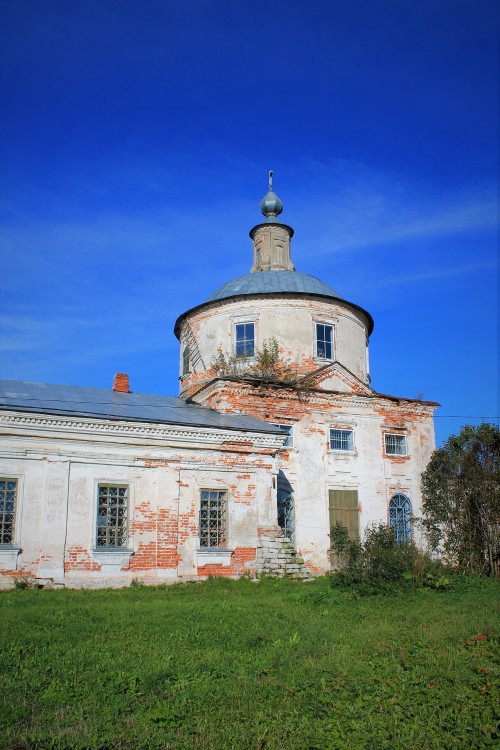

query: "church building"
left=0, top=177, right=438, bottom=587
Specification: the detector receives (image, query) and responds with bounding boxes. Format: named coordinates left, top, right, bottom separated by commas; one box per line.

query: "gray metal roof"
left=205, top=271, right=341, bottom=303
left=0, top=380, right=283, bottom=435
left=174, top=269, right=374, bottom=337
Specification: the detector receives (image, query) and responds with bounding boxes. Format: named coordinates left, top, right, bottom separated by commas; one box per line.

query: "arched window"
left=389, top=494, right=412, bottom=542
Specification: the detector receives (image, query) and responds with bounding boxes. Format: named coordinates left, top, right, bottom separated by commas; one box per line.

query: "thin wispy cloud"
left=360, top=259, right=499, bottom=290
left=291, top=160, right=496, bottom=259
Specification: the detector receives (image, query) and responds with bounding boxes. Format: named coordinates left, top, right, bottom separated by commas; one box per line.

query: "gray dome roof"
left=205, top=271, right=341, bottom=303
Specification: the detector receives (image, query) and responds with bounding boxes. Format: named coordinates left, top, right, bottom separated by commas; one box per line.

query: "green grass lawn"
left=1, top=576, right=498, bottom=750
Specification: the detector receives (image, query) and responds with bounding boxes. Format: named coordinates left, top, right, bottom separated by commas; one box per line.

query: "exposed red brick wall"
left=65, top=546, right=100, bottom=572
left=128, top=502, right=181, bottom=571
left=192, top=378, right=435, bottom=429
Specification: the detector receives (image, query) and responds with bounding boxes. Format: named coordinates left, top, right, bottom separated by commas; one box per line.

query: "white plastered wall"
left=180, top=296, right=370, bottom=387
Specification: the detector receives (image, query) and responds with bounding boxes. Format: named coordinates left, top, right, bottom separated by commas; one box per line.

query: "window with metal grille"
left=316, top=323, right=333, bottom=359
left=384, top=433, right=407, bottom=456
left=235, top=323, right=255, bottom=358
left=389, top=494, right=412, bottom=542
left=199, top=490, right=227, bottom=548
left=272, top=423, right=293, bottom=447
left=329, top=429, right=354, bottom=451
left=96, top=485, right=128, bottom=547
left=182, top=345, right=190, bottom=375
left=0, top=479, right=17, bottom=545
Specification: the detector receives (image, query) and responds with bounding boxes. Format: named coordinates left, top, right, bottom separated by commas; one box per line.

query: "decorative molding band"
left=194, top=380, right=436, bottom=415
left=0, top=412, right=283, bottom=449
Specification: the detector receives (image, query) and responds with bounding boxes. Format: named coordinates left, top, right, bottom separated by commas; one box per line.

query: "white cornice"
left=0, top=411, right=284, bottom=450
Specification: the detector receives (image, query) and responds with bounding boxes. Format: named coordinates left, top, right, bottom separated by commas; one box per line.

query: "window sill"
left=91, top=548, right=134, bottom=568
left=234, top=356, right=256, bottom=364
left=329, top=450, right=356, bottom=456
left=196, top=548, right=233, bottom=567
left=0, top=545, right=21, bottom=571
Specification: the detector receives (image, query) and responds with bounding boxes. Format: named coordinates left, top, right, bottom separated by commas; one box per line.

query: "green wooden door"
left=329, top=489, right=359, bottom=566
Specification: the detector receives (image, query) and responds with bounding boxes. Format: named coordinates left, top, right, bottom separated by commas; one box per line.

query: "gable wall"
left=191, top=380, right=436, bottom=572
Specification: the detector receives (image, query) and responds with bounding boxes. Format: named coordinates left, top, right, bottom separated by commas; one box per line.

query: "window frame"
left=0, top=477, right=19, bottom=546
left=95, top=483, right=130, bottom=549
left=234, top=322, right=255, bottom=359
left=384, top=433, right=408, bottom=456
left=329, top=428, right=355, bottom=452
left=272, top=423, right=294, bottom=448
left=315, top=322, right=334, bottom=360
left=199, top=489, right=228, bottom=549
left=388, top=493, right=413, bottom=543
left=182, top=344, right=190, bottom=376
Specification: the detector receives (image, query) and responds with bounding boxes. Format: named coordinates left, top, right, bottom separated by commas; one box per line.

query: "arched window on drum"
left=388, top=494, right=412, bottom=543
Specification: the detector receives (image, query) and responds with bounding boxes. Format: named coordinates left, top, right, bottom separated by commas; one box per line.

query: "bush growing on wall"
left=212, top=337, right=315, bottom=396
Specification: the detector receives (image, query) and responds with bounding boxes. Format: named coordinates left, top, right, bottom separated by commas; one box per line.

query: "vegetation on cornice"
left=212, top=338, right=315, bottom=397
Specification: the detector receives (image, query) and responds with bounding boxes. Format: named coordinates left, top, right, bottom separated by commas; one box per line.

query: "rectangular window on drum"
left=316, top=323, right=333, bottom=359
left=235, top=323, right=255, bottom=358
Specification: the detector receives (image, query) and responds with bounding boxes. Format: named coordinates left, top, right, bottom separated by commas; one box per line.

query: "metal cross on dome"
left=268, top=170, right=273, bottom=191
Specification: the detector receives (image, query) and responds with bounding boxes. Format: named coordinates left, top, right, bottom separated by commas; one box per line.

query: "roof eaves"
left=174, top=291, right=374, bottom=338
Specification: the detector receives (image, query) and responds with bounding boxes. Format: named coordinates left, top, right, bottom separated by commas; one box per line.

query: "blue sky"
left=0, top=0, right=498, bottom=446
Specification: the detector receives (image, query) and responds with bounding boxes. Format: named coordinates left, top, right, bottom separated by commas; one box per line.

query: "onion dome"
left=259, top=170, right=284, bottom=223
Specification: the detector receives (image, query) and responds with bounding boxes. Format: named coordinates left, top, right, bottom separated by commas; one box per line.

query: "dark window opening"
left=235, top=323, right=255, bottom=358
left=316, top=323, right=333, bottom=359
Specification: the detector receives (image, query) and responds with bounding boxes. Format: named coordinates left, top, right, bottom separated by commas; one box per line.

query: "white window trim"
left=384, top=433, right=408, bottom=457
left=0, top=474, right=24, bottom=570
left=328, top=428, right=355, bottom=453
left=90, top=480, right=134, bottom=568
left=197, top=487, right=230, bottom=548
left=196, top=487, right=233, bottom=566
left=314, top=320, right=335, bottom=362
left=234, top=321, right=256, bottom=359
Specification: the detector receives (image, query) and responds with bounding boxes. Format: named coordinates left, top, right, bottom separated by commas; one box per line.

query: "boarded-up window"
left=329, top=489, right=359, bottom=566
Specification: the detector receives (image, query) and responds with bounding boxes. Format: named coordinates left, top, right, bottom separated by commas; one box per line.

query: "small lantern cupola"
left=250, top=171, right=295, bottom=273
